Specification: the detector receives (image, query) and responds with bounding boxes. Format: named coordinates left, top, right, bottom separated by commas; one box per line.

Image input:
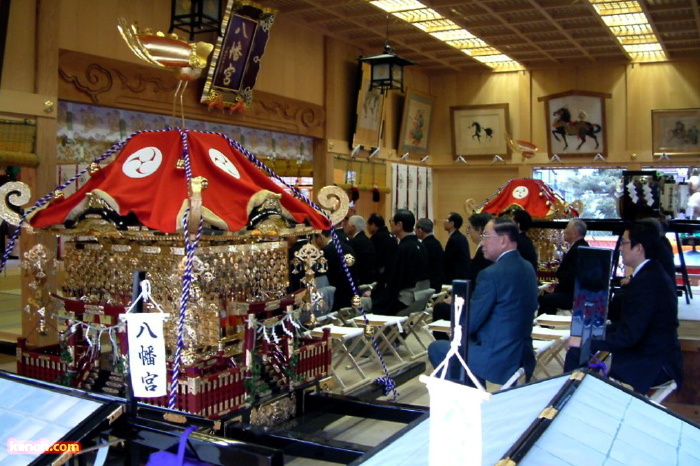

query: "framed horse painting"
left=652, top=108, right=700, bottom=156
left=450, top=103, right=510, bottom=159
left=540, top=90, right=611, bottom=157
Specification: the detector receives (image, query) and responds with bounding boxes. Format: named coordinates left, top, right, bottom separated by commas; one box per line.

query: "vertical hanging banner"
left=124, top=313, right=169, bottom=397
left=201, top=1, right=277, bottom=109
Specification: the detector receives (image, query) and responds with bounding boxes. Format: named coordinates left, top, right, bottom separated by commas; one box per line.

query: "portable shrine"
left=4, top=128, right=351, bottom=418
left=465, top=177, right=583, bottom=278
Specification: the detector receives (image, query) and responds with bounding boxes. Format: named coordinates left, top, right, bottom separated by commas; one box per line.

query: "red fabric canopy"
left=30, top=130, right=331, bottom=233
left=479, top=178, right=579, bottom=219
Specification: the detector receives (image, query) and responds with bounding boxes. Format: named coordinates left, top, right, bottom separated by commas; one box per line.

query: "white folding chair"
left=531, top=336, right=569, bottom=380
left=350, top=313, right=410, bottom=369
left=534, top=314, right=572, bottom=328
left=310, top=324, right=374, bottom=392
left=648, top=379, right=677, bottom=404
left=499, top=367, right=526, bottom=390
left=531, top=326, right=570, bottom=341
left=427, top=319, right=451, bottom=334
left=396, top=288, right=435, bottom=359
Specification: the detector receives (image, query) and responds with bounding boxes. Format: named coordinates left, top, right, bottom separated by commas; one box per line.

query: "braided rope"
left=168, top=129, right=204, bottom=409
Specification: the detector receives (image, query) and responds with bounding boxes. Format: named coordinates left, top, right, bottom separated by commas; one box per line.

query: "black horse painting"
left=471, top=121, right=493, bottom=143
left=552, top=107, right=602, bottom=150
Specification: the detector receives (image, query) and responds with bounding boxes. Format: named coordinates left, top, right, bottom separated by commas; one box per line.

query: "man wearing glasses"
left=564, top=221, right=683, bottom=394
left=428, top=218, right=538, bottom=385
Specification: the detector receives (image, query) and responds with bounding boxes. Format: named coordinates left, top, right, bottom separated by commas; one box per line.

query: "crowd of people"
left=287, top=208, right=684, bottom=396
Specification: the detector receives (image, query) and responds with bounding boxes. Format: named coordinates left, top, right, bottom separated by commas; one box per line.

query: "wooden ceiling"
left=254, top=0, right=700, bottom=72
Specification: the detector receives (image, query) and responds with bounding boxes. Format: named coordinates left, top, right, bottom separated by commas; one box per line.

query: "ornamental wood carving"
left=58, top=50, right=325, bottom=138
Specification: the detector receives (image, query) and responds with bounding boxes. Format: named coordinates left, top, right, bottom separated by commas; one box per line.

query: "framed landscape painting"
left=652, top=108, right=700, bottom=156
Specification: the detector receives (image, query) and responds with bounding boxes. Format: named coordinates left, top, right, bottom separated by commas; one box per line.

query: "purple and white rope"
left=329, top=229, right=398, bottom=399
left=168, top=129, right=204, bottom=409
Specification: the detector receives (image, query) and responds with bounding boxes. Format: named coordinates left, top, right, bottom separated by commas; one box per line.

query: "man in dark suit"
left=564, top=221, right=684, bottom=395
left=428, top=218, right=538, bottom=385
left=367, top=213, right=398, bottom=290
left=432, top=212, right=493, bottom=340
left=512, top=209, right=538, bottom=273
left=344, top=214, right=376, bottom=286
left=368, top=209, right=429, bottom=316
left=466, top=212, right=494, bottom=288
left=442, top=212, right=470, bottom=284
left=312, top=230, right=357, bottom=311
left=538, top=219, right=589, bottom=315
left=416, top=218, right=444, bottom=291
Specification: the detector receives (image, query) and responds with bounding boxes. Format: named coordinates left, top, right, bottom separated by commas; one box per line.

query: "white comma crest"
left=122, top=147, right=163, bottom=179
left=209, top=148, right=240, bottom=179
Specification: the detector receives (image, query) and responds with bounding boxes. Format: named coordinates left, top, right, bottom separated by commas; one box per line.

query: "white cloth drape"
left=392, top=163, right=433, bottom=220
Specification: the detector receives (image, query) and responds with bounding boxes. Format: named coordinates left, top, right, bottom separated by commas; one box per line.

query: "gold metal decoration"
left=0, top=181, right=31, bottom=225
left=22, top=244, right=58, bottom=336
left=316, top=186, right=350, bottom=227
left=351, top=295, right=361, bottom=309
left=117, top=17, right=214, bottom=126
left=188, top=176, right=207, bottom=235
left=364, top=324, right=374, bottom=338
left=343, top=253, right=355, bottom=267
left=292, top=243, right=327, bottom=282
left=88, top=162, right=100, bottom=174
left=249, top=394, right=296, bottom=427
left=61, top=239, right=289, bottom=356
left=246, top=190, right=298, bottom=235
left=463, top=198, right=477, bottom=217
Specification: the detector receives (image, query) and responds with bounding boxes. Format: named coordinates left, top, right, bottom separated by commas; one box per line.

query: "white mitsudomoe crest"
left=209, top=148, right=240, bottom=179
left=122, top=147, right=163, bottom=178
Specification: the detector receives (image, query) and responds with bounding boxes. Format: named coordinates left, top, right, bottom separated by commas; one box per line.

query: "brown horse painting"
left=552, top=107, right=602, bottom=150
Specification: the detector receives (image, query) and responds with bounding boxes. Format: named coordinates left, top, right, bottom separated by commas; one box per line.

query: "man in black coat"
left=344, top=215, right=376, bottom=286
left=466, top=212, right=495, bottom=289
left=367, top=213, right=398, bottom=290
left=416, top=218, right=444, bottom=291
left=442, top=212, right=470, bottom=285
left=512, top=209, right=538, bottom=273
left=564, top=221, right=684, bottom=395
left=432, top=212, right=493, bottom=340
left=538, top=219, right=589, bottom=315
left=369, top=209, right=429, bottom=316
left=312, top=230, right=357, bottom=311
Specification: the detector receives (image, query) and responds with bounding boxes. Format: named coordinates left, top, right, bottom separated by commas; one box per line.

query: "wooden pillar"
left=21, top=0, right=59, bottom=346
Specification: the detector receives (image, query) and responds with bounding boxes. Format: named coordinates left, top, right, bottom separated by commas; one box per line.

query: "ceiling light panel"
left=366, top=0, right=522, bottom=69
left=588, top=0, right=666, bottom=62
left=369, top=0, right=425, bottom=12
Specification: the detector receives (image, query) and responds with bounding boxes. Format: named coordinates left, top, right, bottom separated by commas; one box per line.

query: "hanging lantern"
left=359, top=16, right=416, bottom=94
left=169, top=0, right=222, bottom=40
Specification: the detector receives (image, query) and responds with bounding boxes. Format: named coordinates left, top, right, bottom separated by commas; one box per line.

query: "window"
left=533, top=167, right=625, bottom=219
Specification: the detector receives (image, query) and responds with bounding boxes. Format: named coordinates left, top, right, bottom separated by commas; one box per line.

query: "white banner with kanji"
left=124, top=313, right=168, bottom=397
